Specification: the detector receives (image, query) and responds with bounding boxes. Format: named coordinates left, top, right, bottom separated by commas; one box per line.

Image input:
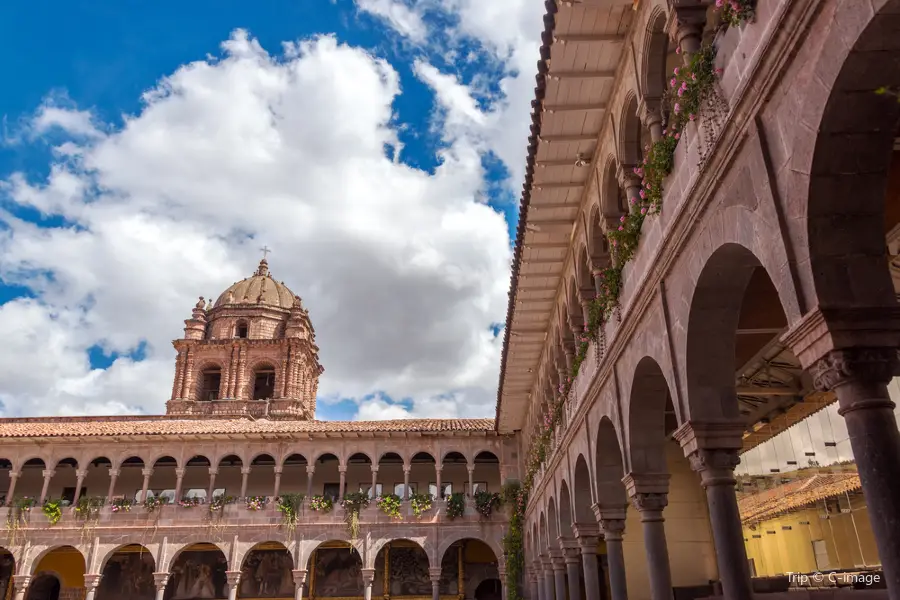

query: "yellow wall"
left=34, top=548, right=85, bottom=589
left=742, top=498, right=880, bottom=576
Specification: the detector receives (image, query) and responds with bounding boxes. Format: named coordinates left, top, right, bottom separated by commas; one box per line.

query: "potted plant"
left=246, top=496, right=268, bottom=511
left=474, top=491, right=501, bottom=518
left=410, top=493, right=433, bottom=518
left=445, top=492, right=465, bottom=520
left=308, top=495, right=333, bottom=513
left=376, top=493, right=402, bottom=518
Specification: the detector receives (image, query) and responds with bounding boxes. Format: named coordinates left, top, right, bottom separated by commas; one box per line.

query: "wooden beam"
left=736, top=327, right=785, bottom=335
left=539, top=134, right=598, bottom=143
left=532, top=182, right=586, bottom=190
left=553, top=33, right=626, bottom=44
left=526, top=220, right=575, bottom=234
left=548, top=70, right=616, bottom=81
left=522, top=242, right=572, bottom=250
left=535, top=159, right=591, bottom=167
left=520, top=256, right=566, bottom=264
left=542, top=103, right=608, bottom=113
left=735, top=386, right=801, bottom=397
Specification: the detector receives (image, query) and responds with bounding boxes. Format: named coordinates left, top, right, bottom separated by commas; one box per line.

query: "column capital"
left=638, top=96, right=663, bottom=127
left=687, top=447, right=741, bottom=488
left=672, top=5, right=706, bottom=41
left=42, top=469, right=56, bottom=479
left=598, top=517, right=626, bottom=542
left=621, top=472, right=669, bottom=497
left=591, top=502, right=627, bottom=522
left=225, top=571, right=241, bottom=588
left=152, top=572, right=170, bottom=591
left=338, top=465, right=347, bottom=474
left=629, top=492, right=668, bottom=516
left=557, top=535, right=579, bottom=552
left=292, top=569, right=308, bottom=585
left=8, top=471, right=20, bottom=479
left=811, top=348, right=899, bottom=394
left=616, top=163, right=641, bottom=189
left=550, top=555, right=566, bottom=572
left=84, top=574, right=103, bottom=590
left=208, top=468, right=219, bottom=476
left=141, top=468, right=154, bottom=477
left=107, top=468, right=120, bottom=478
left=780, top=305, right=900, bottom=373
left=673, top=420, right=744, bottom=455
left=370, top=465, right=379, bottom=474
left=174, top=468, right=186, bottom=478
left=428, top=566, right=442, bottom=582
left=306, top=465, right=316, bottom=475
left=241, top=467, right=252, bottom=475
left=274, top=466, right=284, bottom=475
left=361, top=568, right=376, bottom=584
left=402, top=465, right=411, bottom=474
left=76, top=469, right=89, bottom=479
left=12, top=575, right=31, bottom=592
left=466, top=465, right=475, bottom=473
left=562, top=545, right=581, bottom=564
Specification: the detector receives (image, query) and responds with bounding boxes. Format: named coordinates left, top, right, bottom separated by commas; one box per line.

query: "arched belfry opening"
left=252, top=364, right=276, bottom=400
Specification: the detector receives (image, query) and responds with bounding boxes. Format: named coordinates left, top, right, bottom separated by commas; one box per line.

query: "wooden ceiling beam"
left=542, top=103, right=607, bottom=113
left=548, top=70, right=616, bottom=81
left=553, top=33, right=626, bottom=44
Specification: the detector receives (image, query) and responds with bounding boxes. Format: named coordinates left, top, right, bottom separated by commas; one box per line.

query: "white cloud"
left=0, top=30, right=511, bottom=420
left=32, top=104, right=102, bottom=139
left=356, top=0, right=428, bottom=43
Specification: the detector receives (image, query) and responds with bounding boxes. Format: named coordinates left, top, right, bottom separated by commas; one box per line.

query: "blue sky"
left=0, top=0, right=542, bottom=420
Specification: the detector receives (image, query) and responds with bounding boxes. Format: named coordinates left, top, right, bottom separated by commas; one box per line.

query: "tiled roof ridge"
left=738, top=471, right=861, bottom=524
left=495, top=0, right=560, bottom=429
left=0, top=414, right=493, bottom=426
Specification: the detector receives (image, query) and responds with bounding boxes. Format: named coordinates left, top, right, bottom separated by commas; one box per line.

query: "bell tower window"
left=199, top=368, right=222, bottom=401
left=252, top=366, right=276, bottom=400
left=235, top=321, right=249, bottom=339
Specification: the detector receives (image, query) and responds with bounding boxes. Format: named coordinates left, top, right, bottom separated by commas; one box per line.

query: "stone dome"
left=214, top=259, right=297, bottom=309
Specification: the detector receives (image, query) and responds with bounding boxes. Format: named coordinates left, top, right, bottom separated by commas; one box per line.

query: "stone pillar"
left=140, top=468, right=153, bottom=503
left=675, top=422, right=751, bottom=600
left=370, top=466, right=379, bottom=498
left=362, top=568, right=376, bottom=600
left=591, top=269, right=604, bottom=296
left=639, top=98, right=663, bottom=142
left=540, top=558, right=554, bottom=600
left=207, top=468, right=219, bottom=501
left=673, top=6, right=705, bottom=62
left=72, top=469, right=88, bottom=505
left=624, top=475, right=673, bottom=600
left=240, top=467, right=251, bottom=499
left=573, top=524, right=601, bottom=600
left=435, top=466, right=443, bottom=499
left=292, top=569, right=308, bottom=600
left=173, top=468, right=186, bottom=503
left=594, top=505, right=628, bottom=600
left=4, top=471, right=20, bottom=506
left=810, top=348, right=900, bottom=597
left=84, top=574, right=102, bottom=600
left=616, top=165, right=642, bottom=215
left=498, top=564, right=508, bottom=600
left=107, top=468, right=120, bottom=500
left=225, top=571, right=241, bottom=600
left=429, top=567, right=442, bottom=600
left=403, top=466, right=411, bottom=501
left=551, top=554, right=567, bottom=600
left=12, top=575, right=30, bottom=600
left=467, top=465, right=475, bottom=496
left=338, top=465, right=347, bottom=499
left=306, top=465, right=315, bottom=499
left=39, top=469, right=55, bottom=504
left=273, top=466, right=284, bottom=499
left=561, top=543, right=583, bottom=600
left=153, top=573, right=170, bottom=600
left=529, top=572, right=541, bottom=600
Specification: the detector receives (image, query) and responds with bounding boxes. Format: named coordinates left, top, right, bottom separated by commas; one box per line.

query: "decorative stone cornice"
left=153, top=572, right=170, bottom=591
left=292, top=569, right=308, bottom=585
left=686, top=448, right=741, bottom=488
left=84, top=574, right=103, bottom=590
left=629, top=492, right=668, bottom=516
left=361, top=568, right=376, bottom=584
left=621, top=472, right=669, bottom=498
left=591, top=503, right=627, bottom=523
left=810, top=348, right=898, bottom=393
left=225, top=571, right=242, bottom=589
left=429, top=566, right=443, bottom=582
left=673, top=420, right=745, bottom=456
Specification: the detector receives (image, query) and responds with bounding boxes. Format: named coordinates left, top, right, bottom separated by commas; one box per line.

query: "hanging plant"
left=110, top=498, right=133, bottom=513
left=246, top=496, right=268, bottom=511
left=308, top=495, right=333, bottom=513
left=74, top=497, right=104, bottom=522
left=409, top=493, right=433, bottom=518
left=376, top=494, right=402, bottom=519
left=445, top=493, right=465, bottom=520
left=501, top=483, right=526, bottom=600
left=473, top=491, right=501, bottom=519
left=715, top=0, right=755, bottom=28
left=209, top=495, right=235, bottom=513
left=341, top=492, right=370, bottom=542
left=275, top=494, right=305, bottom=531
left=42, top=499, right=63, bottom=525
left=178, top=496, right=202, bottom=509
left=143, top=495, right=169, bottom=513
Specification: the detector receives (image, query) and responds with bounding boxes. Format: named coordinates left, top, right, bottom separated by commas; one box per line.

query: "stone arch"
left=617, top=91, right=642, bottom=167
left=304, top=541, right=363, bottom=597
left=195, top=360, right=225, bottom=401
left=237, top=542, right=295, bottom=598
left=599, top=156, right=625, bottom=219
left=441, top=448, right=470, bottom=466
left=346, top=451, right=375, bottom=466
left=215, top=453, right=244, bottom=468
left=586, top=202, right=609, bottom=264
left=787, top=0, right=900, bottom=310
left=627, top=356, right=675, bottom=473
left=148, top=453, right=180, bottom=470
left=438, top=538, right=500, bottom=600
left=594, top=416, right=629, bottom=507
left=279, top=451, right=308, bottom=468
left=24, top=573, right=60, bottom=600
left=372, top=538, right=432, bottom=591
left=96, top=544, right=155, bottom=600
left=313, top=451, right=340, bottom=465
left=164, top=543, right=229, bottom=597
left=571, top=454, right=593, bottom=523
left=249, top=359, right=277, bottom=400
left=640, top=6, right=669, bottom=101
left=28, top=545, right=86, bottom=577
left=369, top=536, right=432, bottom=569
left=575, top=244, right=594, bottom=293
left=16, top=455, right=49, bottom=472
left=436, top=534, right=501, bottom=568
left=558, top=479, right=573, bottom=536
left=547, top=496, right=559, bottom=547
left=565, top=275, right=581, bottom=330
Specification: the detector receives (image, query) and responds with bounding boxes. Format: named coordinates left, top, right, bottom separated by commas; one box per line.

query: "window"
left=394, top=483, right=417, bottom=497
left=429, top=483, right=452, bottom=498
left=323, top=483, right=340, bottom=500
left=62, top=487, right=86, bottom=504
left=362, top=484, right=383, bottom=499
left=252, top=367, right=276, bottom=400
left=199, top=368, right=221, bottom=401
left=235, top=322, right=249, bottom=339
left=466, top=481, right=488, bottom=495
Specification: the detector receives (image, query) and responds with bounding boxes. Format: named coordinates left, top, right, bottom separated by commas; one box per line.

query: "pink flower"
left=676, top=46, right=682, bottom=55
left=617, top=226, right=624, bottom=231
left=662, top=128, right=667, bottom=135
left=629, top=196, right=637, bottom=205
left=692, top=73, right=697, bottom=82
left=674, top=67, right=680, bottom=76
left=675, top=132, right=681, bottom=139
left=674, top=103, right=681, bottom=113
left=715, top=68, right=724, bottom=75
left=640, top=207, right=648, bottom=215
left=620, top=215, right=626, bottom=223
left=639, top=189, right=646, bottom=199
left=716, top=0, right=724, bottom=7
left=681, top=81, right=688, bottom=90
left=689, top=113, right=696, bottom=121
left=670, top=77, right=677, bottom=87
left=612, top=240, right=618, bottom=246
left=678, top=88, right=684, bottom=97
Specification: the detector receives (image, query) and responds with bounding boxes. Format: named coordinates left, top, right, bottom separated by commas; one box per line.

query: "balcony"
left=165, top=398, right=311, bottom=419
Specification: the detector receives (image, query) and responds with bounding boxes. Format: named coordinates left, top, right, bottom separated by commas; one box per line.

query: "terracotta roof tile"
left=738, top=472, right=861, bottom=524
left=0, top=416, right=495, bottom=439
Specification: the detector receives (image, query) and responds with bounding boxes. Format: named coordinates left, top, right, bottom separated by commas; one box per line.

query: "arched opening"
left=346, top=452, right=372, bottom=498
left=439, top=539, right=498, bottom=600
left=53, top=458, right=80, bottom=504
left=235, top=321, right=249, bottom=339
left=572, top=455, right=593, bottom=525
left=248, top=454, right=276, bottom=498
left=280, top=453, right=308, bottom=495
left=441, top=452, right=467, bottom=499
left=472, top=451, right=500, bottom=495
left=82, top=456, right=112, bottom=504
left=594, top=418, right=628, bottom=508
left=13, top=458, right=46, bottom=502
left=376, top=452, right=403, bottom=499
left=183, top=456, right=214, bottom=502
left=314, top=453, right=341, bottom=500
left=238, top=542, right=294, bottom=598
left=148, top=456, right=179, bottom=504
left=307, top=542, right=362, bottom=598
left=165, top=543, right=228, bottom=599
left=118, top=456, right=145, bottom=501
left=547, top=498, right=560, bottom=549
left=373, top=540, right=430, bottom=596
left=0, top=547, right=15, bottom=600
left=199, top=368, right=222, bottom=401
left=558, top=480, right=573, bottom=540
left=97, top=544, right=155, bottom=600
left=216, top=455, right=243, bottom=501
left=25, top=574, right=60, bottom=600
left=252, top=364, right=276, bottom=400
left=618, top=94, right=643, bottom=167
left=474, top=578, right=502, bottom=600
left=641, top=9, right=670, bottom=102
left=407, top=452, right=436, bottom=499
left=601, top=159, right=627, bottom=219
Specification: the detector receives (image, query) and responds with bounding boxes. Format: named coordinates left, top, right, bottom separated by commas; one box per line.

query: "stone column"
left=624, top=475, right=673, bottom=600
left=362, top=568, right=376, bottom=600
left=551, top=554, right=567, bottom=600
left=573, top=524, right=601, bottom=600
left=498, top=564, right=508, bottom=600
left=4, top=471, right=20, bottom=506
left=72, top=469, right=88, bottom=505
left=616, top=165, right=642, bottom=215
left=207, top=468, right=219, bottom=501
left=562, top=544, right=583, bottom=600
left=273, top=466, right=284, bottom=499
left=531, top=563, right=544, bottom=600
left=140, top=468, right=153, bottom=503
left=403, top=466, right=411, bottom=501
left=225, top=571, right=241, bottom=600
left=152, top=573, right=170, bottom=600
left=675, top=422, right=751, bottom=600
left=594, top=505, right=628, bottom=600
left=292, top=569, right=308, bottom=600
left=429, top=567, right=442, bottom=600
left=107, top=468, right=120, bottom=500
left=810, top=348, right=900, bottom=597
left=673, top=6, right=705, bottom=62
left=39, top=469, right=55, bottom=504
left=84, top=574, right=102, bottom=600
left=529, top=572, right=541, bottom=600
left=240, top=467, right=251, bottom=499
left=370, top=466, right=379, bottom=498
left=338, top=465, right=347, bottom=499
left=541, top=557, right=555, bottom=600
left=467, top=465, right=475, bottom=496
left=639, top=98, right=663, bottom=142
left=435, top=466, right=443, bottom=499
left=173, top=468, right=186, bottom=503
left=306, top=465, right=316, bottom=499
left=12, top=575, right=30, bottom=600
